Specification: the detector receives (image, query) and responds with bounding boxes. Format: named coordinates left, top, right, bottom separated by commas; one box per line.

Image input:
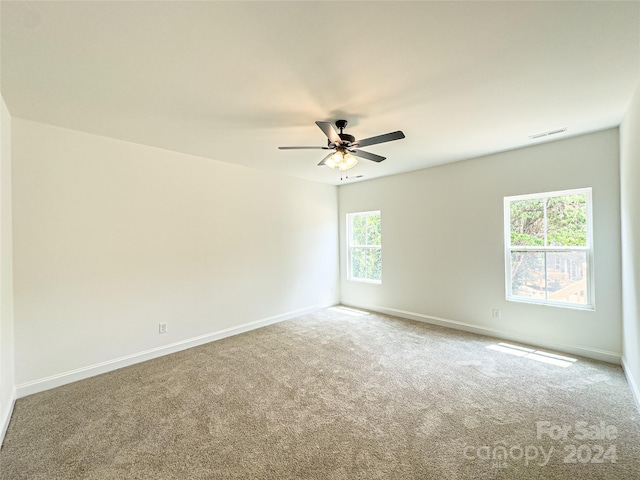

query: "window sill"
left=506, top=296, right=595, bottom=311
left=348, top=278, right=382, bottom=285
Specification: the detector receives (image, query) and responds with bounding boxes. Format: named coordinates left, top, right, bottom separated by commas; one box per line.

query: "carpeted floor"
left=1, top=307, right=639, bottom=479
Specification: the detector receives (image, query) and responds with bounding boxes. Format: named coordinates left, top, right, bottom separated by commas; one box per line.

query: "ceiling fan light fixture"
left=342, top=153, right=358, bottom=170
left=324, top=153, right=338, bottom=169
left=326, top=151, right=358, bottom=171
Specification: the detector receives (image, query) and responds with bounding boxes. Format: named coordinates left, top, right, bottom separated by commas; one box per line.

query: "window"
left=504, top=188, right=593, bottom=309
left=347, top=210, right=381, bottom=283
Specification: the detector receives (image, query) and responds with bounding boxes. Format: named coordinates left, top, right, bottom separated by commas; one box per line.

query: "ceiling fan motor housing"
left=327, top=133, right=355, bottom=147
left=339, top=133, right=355, bottom=144
left=334, top=119, right=355, bottom=145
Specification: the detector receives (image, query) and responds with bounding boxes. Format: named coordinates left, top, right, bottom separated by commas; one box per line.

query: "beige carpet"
left=1, top=307, right=639, bottom=479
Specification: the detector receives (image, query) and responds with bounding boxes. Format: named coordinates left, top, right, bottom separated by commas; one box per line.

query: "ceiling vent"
left=529, top=127, right=567, bottom=140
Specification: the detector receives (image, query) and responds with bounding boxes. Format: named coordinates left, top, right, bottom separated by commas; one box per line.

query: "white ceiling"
left=2, top=1, right=639, bottom=185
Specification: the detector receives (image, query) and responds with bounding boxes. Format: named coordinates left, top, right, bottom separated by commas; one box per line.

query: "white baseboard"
left=622, top=357, right=640, bottom=414
left=342, top=302, right=622, bottom=364
left=16, top=303, right=334, bottom=399
left=0, top=389, right=16, bottom=449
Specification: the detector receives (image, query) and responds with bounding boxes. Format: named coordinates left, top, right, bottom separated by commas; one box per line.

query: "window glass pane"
left=351, top=247, right=381, bottom=281
left=546, top=251, right=588, bottom=304
left=351, top=214, right=366, bottom=246
left=351, top=247, right=366, bottom=279
left=510, top=251, right=545, bottom=299
left=546, top=195, right=587, bottom=247
left=369, top=248, right=382, bottom=281
left=510, top=199, right=544, bottom=246
left=366, top=214, right=381, bottom=246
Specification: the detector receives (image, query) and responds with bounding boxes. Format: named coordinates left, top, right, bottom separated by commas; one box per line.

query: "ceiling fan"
left=278, top=120, right=405, bottom=172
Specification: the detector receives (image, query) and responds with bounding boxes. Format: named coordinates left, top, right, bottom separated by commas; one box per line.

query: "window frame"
left=504, top=188, right=595, bottom=310
left=347, top=210, right=382, bottom=284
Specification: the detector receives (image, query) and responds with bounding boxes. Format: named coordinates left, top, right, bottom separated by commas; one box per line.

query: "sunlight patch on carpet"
left=329, top=306, right=370, bottom=317
left=487, top=342, right=577, bottom=367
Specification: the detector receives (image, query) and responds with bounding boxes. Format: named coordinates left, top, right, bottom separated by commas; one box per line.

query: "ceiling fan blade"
left=278, top=146, right=331, bottom=150
left=350, top=149, right=386, bottom=163
left=356, top=130, right=405, bottom=148
left=315, top=121, right=342, bottom=145
left=317, top=152, right=335, bottom=166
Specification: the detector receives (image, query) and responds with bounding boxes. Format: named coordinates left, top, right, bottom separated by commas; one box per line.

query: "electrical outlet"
left=492, top=309, right=501, bottom=320
left=159, top=322, right=167, bottom=334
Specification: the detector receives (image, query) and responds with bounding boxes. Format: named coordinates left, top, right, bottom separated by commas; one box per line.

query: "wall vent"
left=529, top=127, right=567, bottom=140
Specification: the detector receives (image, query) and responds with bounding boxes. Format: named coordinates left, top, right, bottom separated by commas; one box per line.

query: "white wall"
left=12, top=119, right=338, bottom=393
left=620, top=82, right=640, bottom=406
left=339, top=129, right=622, bottom=362
left=0, top=95, right=15, bottom=443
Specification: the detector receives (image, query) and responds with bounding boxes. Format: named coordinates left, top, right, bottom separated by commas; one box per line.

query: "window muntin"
left=347, top=211, right=381, bottom=283
left=504, top=189, right=593, bottom=309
